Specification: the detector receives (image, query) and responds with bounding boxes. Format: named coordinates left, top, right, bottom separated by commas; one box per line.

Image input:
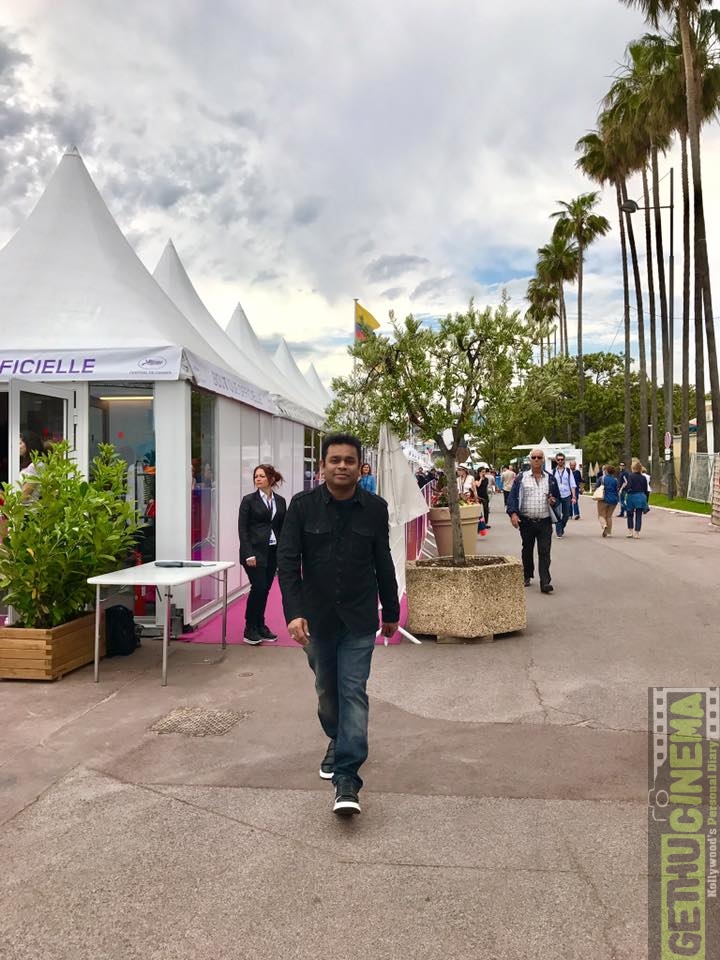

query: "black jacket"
left=238, top=490, right=287, bottom=566
left=277, top=483, right=400, bottom=638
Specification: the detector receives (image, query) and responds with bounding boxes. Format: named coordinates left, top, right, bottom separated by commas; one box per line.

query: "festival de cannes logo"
left=648, top=687, right=719, bottom=959
left=137, top=356, right=168, bottom=370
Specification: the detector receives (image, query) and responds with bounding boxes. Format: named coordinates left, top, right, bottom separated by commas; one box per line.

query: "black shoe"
left=333, top=778, right=361, bottom=816
left=258, top=624, right=277, bottom=641
left=242, top=628, right=263, bottom=645
left=319, top=741, right=335, bottom=780
left=540, top=584, right=554, bottom=594
left=524, top=578, right=531, bottom=587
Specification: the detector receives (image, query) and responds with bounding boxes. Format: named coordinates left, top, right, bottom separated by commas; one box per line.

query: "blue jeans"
left=305, top=627, right=376, bottom=789
left=555, top=496, right=573, bottom=536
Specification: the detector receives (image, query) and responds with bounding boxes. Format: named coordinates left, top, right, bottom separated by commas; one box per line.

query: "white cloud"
left=0, top=0, right=717, bottom=387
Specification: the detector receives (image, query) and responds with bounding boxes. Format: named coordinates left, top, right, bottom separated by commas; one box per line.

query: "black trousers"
left=479, top=497, right=490, bottom=524
left=243, top=546, right=277, bottom=628
left=518, top=517, right=552, bottom=586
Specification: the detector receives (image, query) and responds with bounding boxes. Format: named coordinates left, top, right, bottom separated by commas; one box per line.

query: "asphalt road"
left=1, top=499, right=717, bottom=960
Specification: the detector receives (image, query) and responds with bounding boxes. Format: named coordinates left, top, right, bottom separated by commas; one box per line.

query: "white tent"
left=224, top=303, right=324, bottom=425
left=272, top=339, right=325, bottom=417
left=302, top=362, right=333, bottom=412
left=0, top=150, right=274, bottom=404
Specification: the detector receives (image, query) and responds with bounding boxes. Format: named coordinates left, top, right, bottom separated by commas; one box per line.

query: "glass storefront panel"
left=89, top=382, right=156, bottom=616
left=191, top=388, right=217, bottom=612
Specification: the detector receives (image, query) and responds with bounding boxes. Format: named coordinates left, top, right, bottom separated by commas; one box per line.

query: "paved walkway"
left=1, top=501, right=717, bottom=959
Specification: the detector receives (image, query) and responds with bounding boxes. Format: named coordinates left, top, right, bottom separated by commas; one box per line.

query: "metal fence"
left=686, top=452, right=719, bottom=503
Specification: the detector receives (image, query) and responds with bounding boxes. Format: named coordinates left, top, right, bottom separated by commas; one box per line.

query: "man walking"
left=569, top=459, right=583, bottom=519
left=501, top=464, right=516, bottom=506
left=551, top=453, right=576, bottom=537
left=277, top=432, right=399, bottom=817
left=506, top=448, right=561, bottom=594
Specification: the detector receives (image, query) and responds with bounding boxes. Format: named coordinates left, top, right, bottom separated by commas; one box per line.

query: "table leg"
left=162, top=586, right=171, bottom=686
left=221, top=569, right=228, bottom=650
left=94, top=585, right=102, bottom=682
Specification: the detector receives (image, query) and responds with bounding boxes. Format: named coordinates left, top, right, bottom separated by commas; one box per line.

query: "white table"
left=88, top=561, right=235, bottom=686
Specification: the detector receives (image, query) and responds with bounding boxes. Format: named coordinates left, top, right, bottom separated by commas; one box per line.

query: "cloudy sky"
left=1, top=0, right=718, bottom=383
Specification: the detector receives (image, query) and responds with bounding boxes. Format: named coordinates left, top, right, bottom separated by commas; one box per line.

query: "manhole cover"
left=149, top=706, right=248, bottom=737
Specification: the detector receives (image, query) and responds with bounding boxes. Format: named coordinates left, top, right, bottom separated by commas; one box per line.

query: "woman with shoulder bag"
left=594, top=464, right=620, bottom=537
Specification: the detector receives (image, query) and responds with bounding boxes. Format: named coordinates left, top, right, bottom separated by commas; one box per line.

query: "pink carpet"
left=182, top=579, right=407, bottom=646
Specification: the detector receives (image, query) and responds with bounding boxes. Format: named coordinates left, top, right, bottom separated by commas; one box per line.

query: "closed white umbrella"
left=376, top=423, right=429, bottom=645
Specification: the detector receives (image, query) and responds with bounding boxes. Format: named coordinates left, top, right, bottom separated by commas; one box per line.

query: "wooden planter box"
left=0, top=612, right=104, bottom=681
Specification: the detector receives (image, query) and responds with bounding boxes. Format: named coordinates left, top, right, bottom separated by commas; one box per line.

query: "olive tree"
left=326, top=296, right=532, bottom=564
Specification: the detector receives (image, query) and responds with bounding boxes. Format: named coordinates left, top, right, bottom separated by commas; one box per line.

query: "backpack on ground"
left=105, top=604, right=139, bottom=657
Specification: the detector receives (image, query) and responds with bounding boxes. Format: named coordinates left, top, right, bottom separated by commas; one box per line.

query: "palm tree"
left=620, top=0, right=720, bottom=455
left=576, top=128, right=636, bottom=462
left=551, top=193, right=611, bottom=441
left=526, top=277, right=559, bottom=366
left=536, top=234, right=578, bottom=359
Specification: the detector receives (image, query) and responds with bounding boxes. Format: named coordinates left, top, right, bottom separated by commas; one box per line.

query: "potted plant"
left=428, top=478, right=482, bottom=558
left=326, top=296, right=531, bottom=640
left=0, top=441, right=141, bottom=679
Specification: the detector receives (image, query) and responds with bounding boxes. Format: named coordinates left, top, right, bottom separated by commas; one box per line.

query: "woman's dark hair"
left=321, top=432, right=361, bottom=463
left=254, top=463, right=284, bottom=486
left=19, top=431, right=45, bottom=470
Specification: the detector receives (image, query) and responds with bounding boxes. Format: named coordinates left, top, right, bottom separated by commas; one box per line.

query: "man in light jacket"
left=551, top=453, right=576, bottom=538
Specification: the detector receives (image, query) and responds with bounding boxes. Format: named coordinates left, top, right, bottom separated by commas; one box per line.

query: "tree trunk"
left=652, top=147, right=671, bottom=491
left=441, top=446, right=466, bottom=566
left=677, top=6, right=718, bottom=453
left=577, top=243, right=585, bottom=441
left=617, top=182, right=632, bottom=463
left=642, top=167, right=660, bottom=484
left=680, top=132, right=691, bottom=495
left=622, top=180, right=647, bottom=464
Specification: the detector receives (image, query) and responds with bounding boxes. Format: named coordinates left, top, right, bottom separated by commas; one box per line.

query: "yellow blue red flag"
left=354, top=301, right=380, bottom=341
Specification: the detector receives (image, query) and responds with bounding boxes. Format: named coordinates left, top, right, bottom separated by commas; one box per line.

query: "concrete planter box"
left=428, top=504, right=481, bottom=558
left=406, top=555, right=526, bottom=640
left=0, top=612, right=104, bottom=681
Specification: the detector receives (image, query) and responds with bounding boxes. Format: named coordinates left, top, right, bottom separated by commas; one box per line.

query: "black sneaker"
left=333, top=778, right=361, bottom=816
left=242, top=628, right=263, bottom=645
left=258, top=624, right=278, bottom=641
left=319, top=741, right=335, bottom=780
left=524, top=578, right=531, bottom=587
left=540, top=584, right=554, bottom=594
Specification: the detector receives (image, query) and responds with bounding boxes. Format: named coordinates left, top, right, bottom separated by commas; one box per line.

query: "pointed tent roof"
left=303, top=362, right=333, bottom=410
left=225, top=304, right=324, bottom=419
left=0, top=150, right=227, bottom=364
left=152, top=240, right=279, bottom=402
left=273, top=339, right=325, bottom=416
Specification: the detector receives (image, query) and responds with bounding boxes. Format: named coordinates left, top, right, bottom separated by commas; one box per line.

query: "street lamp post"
left=620, top=168, right=675, bottom=498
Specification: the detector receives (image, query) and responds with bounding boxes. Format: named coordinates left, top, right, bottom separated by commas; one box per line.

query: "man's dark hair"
left=321, top=432, right=362, bottom=463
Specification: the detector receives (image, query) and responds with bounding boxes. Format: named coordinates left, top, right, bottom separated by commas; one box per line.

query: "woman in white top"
left=456, top=466, right=475, bottom=498
left=19, top=432, right=45, bottom=501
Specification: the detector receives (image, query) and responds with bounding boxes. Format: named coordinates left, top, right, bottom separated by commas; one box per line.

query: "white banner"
left=184, top=349, right=278, bottom=414
left=0, top=346, right=183, bottom=381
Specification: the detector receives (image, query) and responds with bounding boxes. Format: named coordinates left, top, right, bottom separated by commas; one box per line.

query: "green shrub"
left=0, top=441, right=142, bottom=628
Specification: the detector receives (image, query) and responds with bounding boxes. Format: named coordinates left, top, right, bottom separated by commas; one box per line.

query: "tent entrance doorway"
left=4, top=380, right=82, bottom=485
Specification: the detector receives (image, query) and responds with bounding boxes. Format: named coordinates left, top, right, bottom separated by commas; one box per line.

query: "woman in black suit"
left=238, top=464, right=287, bottom=645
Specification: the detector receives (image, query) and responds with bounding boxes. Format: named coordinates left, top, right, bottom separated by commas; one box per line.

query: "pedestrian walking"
left=475, top=467, right=491, bottom=529
left=277, top=432, right=399, bottom=817
left=595, top=464, right=620, bottom=537
left=551, top=453, right=577, bottom=537
left=501, top=465, right=516, bottom=506
left=617, top=461, right=630, bottom=517
left=358, top=462, right=376, bottom=494
left=506, top=447, right=561, bottom=594
left=237, top=464, right=287, bottom=644
left=621, top=461, right=650, bottom=538
left=569, top=459, right=583, bottom=519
